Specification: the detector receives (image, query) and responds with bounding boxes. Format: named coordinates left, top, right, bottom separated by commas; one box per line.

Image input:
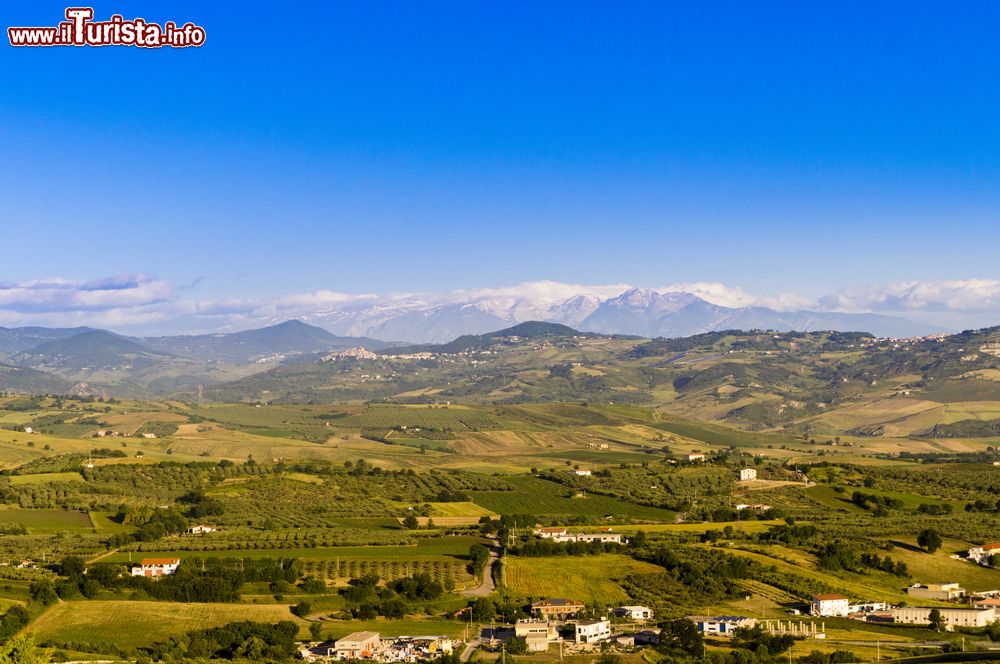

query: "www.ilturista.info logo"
left=8, top=8, right=205, bottom=48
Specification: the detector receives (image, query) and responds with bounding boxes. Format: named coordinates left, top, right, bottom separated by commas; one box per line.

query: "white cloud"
left=0, top=274, right=170, bottom=313
left=1, top=274, right=999, bottom=335
left=657, top=282, right=758, bottom=308
left=819, top=279, right=1000, bottom=313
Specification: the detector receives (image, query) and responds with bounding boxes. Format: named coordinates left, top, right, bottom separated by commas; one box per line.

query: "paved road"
left=459, top=638, right=482, bottom=662
left=461, top=540, right=499, bottom=598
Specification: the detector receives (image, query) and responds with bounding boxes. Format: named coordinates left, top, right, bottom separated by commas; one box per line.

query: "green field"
left=0, top=508, right=94, bottom=532
left=31, top=601, right=310, bottom=649
left=472, top=475, right=674, bottom=521
left=505, top=554, right=663, bottom=604
left=6, top=472, right=83, bottom=486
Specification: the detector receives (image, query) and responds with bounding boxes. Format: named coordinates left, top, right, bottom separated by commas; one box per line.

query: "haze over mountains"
left=296, top=286, right=940, bottom=343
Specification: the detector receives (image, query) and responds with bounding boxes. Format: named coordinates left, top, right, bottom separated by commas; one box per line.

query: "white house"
left=811, top=594, right=850, bottom=617
left=686, top=453, right=705, bottom=462
left=615, top=605, right=653, bottom=621
left=131, top=557, right=180, bottom=577
left=187, top=525, right=217, bottom=535
left=573, top=469, right=593, bottom=476
left=739, top=468, right=757, bottom=481
left=535, top=527, right=569, bottom=540
left=576, top=532, right=624, bottom=544
left=967, top=543, right=1000, bottom=566
left=574, top=618, right=611, bottom=643
left=332, top=631, right=380, bottom=659
left=22, top=427, right=32, bottom=434
left=688, top=616, right=756, bottom=636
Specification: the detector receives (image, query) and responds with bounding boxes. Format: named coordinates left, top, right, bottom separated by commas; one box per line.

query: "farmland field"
left=505, top=554, right=663, bottom=604
left=31, top=601, right=310, bottom=649
left=0, top=508, right=94, bottom=531
left=472, top=475, right=674, bottom=521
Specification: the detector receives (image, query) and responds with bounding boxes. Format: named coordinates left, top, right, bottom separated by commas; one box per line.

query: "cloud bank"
left=0, top=274, right=998, bottom=335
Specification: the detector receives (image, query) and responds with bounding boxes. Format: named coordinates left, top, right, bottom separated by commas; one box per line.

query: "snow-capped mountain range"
left=284, top=284, right=941, bottom=343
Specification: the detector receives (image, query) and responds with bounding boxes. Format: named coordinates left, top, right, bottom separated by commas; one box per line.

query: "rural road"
left=459, top=638, right=482, bottom=662
left=461, top=540, right=500, bottom=598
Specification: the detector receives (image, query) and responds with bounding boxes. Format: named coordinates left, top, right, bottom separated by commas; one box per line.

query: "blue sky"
left=2, top=1, right=1000, bottom=332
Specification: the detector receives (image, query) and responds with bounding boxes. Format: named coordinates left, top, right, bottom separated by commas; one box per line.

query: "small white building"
left=131, top=557, right=180, bottom=577
left=576, top=532, right=624, bottom=544
left=811, top=594, right=850, bottom=617
left=686, top=453, right=705, bottom=462
left=514, top=620, right=555, bottom=651
left=574, top=618, right=611, bottom=643
left=688, top=616, right=756, bottom=636
left=332, top=631, right=380, bottom=659
left=739, top=468, right=757, bottom=481
left=535, top=527, right=569, bottom=540
left=187, top=525, right=217, bottom=535
left=573, top=469, right=592, bottom=476
left=22, top=427, right=32, bottom=434
left=615, top=605, right=653, bottom=621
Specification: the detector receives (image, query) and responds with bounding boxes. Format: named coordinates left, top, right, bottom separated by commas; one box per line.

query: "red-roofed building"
left=131, top=557, right=180, bottom=577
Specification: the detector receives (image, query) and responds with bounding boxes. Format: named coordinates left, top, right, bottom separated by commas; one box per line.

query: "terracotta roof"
left=982, top=543, right=1000, bottom=550
left=532, top=598, right=584, bottom=607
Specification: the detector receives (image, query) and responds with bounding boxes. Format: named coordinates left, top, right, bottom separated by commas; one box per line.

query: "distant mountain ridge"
left=139, top=320, right=388, bottom=364
left=297, top=287, right=943, bottom=342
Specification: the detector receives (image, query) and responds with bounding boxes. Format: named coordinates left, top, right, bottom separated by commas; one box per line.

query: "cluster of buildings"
left=532, top=527, right=624, bottom=545
left=505, top=600, right=655, bottom=652
left=810, top=585, right=1000, bottom=631
left=313, top=632, right=454, bottom=663
left=966, top=543, right=1000, bottom=566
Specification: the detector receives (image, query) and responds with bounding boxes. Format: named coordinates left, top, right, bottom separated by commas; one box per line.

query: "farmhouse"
left=131, top=557, right=180, bottom=577
left=531, top=598, right=585, bottom=619
left=739, top=468, right=757, bottom=481
left=811, top=594, right=850, bottom=617
left=735, top=503, right=772, bottom=512
left=906, top=583, right=966, bottom=601
left=332, top=631, right=381, bottom=659
left=688, top=615, right=756, bottom=636
left=686, top=453, right=705, bottom=462
left=187, top=525, right=217, bottom=535
left=575, top=532, right=624, bottom=544
left=574, top=618, right=611, bottom=643
left=573, top=469, right=592, bottom=476
left=891, top=606, right=996, bottom=629
left=534, top=527, right=568, bottom=539
left=614, top=605, right=653, bottom=621
left=967, top=543, right=1000, bottom=565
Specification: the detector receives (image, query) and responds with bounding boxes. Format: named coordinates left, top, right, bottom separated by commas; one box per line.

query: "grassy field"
left=505, top=554, right=662, bottom=604
left=30, top=600, right=310, bottom=649
left=6, top=471, right=83, bottom=486
left=473, top=476, right=674, bottom=521
left=0, top=508, right=94, bottom=532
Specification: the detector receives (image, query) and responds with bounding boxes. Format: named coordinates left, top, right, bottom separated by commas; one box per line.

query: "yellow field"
left=505, top=554, right=661, bottom=604
left=30, top=600, right=309, bottom=649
